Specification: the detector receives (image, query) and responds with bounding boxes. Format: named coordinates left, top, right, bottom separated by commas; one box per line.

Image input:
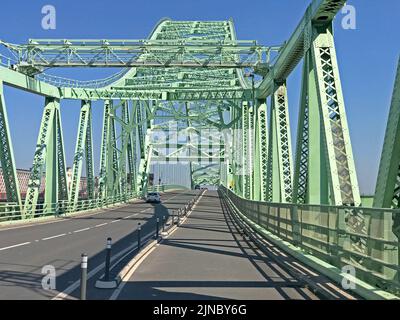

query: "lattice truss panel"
left=253, top=101, right=268, bottom=201
left=266, top=84, right=293, bottom=203
left=317, top=47, right=354, bottom=204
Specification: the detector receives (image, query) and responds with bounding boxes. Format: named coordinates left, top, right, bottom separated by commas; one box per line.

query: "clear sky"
left=0, top=0, right=399, bottom=194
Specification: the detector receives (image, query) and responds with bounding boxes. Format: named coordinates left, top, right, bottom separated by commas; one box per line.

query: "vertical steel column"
left=248, top=105, right=254, bottom=200
left=98, top=100, right=111, bottom=200
left=85, top=104, right=94, bottom=200
left=55, top=107, right=69, bottom=206
left=69, top=100, right=94, bottom=209
left=266, top=82, right=293, bottom=203
left=293, top=49, right=329, bottom=204
left=108, top=101, right=120, bottom=198
left=44, top=98, right=58, bottom=213
left=233, top=102, right=242, bottom=195
left=374, top=57, right=400, bottom=208
left=253, top=99, right=268, bottom=201
left=373, top=58, right=400, bottom=281
left=126, top=101, right=137, bottom=195
left=136, top=101, right=153, bottom=196
left=242, top=101, right=250, bottom=199
left=120, top=101, right=129, bottom=199
left=294, top=23, right=360, bottom=206
left=0, top=81, right=22, bottom=212
left=24, top=97, right=65, bottom=217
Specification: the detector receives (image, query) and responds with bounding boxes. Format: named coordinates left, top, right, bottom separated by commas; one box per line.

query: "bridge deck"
left=115, top=190, right=354, bottom=300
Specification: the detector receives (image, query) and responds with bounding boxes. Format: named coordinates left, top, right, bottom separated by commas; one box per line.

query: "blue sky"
left=0, top=0, right=399, bottom=194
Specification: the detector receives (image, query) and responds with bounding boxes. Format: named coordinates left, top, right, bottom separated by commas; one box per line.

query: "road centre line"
left=42, top=233, right=67, bottom=241
left=0, top=241, right=31, bottom=251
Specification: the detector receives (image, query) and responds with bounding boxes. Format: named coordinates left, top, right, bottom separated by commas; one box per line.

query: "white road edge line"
left=0, top=241, right=31, bottom=251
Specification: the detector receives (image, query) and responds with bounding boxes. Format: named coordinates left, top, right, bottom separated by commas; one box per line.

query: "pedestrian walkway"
left=115, top=190, right=328, bottom=300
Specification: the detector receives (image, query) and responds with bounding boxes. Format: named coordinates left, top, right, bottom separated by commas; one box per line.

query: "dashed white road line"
left=110, top=219, right=121, bottom=224
left=73, top=227, right=90, bottom=233
left=0, top=241, right=31, bottom=251
left=94, top=222, right=108, bottom=228
left=42, top=234, right=66, bottom=241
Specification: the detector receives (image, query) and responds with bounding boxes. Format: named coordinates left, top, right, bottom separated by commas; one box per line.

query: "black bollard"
left=156, top=217, right=159, bottom=239
left=80, top=253, right=88, bottom=300
left=138, top=223, right=141, bottom=251
left=104, top=237, right=112, bottom=281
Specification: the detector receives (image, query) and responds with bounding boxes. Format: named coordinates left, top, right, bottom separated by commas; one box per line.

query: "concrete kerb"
left=221, top=190, right=400, bottom=300
left=96, top=190, right=206, bottom=290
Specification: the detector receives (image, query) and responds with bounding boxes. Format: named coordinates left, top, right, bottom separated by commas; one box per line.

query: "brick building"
left=0, top=168, right=88, bottom=202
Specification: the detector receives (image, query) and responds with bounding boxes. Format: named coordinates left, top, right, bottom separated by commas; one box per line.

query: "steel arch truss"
left=0, top=1, right=367, bottom=222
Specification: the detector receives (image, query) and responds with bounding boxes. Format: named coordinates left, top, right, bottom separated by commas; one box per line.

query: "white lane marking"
left=110, top=219, right=121, bottom=224
left=94, top=222, right=108, bottom=228
left=0, top=241, right=31, bottom=251
left=73, top=227, right=90, bottom=233
left=110, top=247, right=156, bottom=300
left=122, top=212, right=141, bottom=219
left=42, top=234, right=66, bottom=241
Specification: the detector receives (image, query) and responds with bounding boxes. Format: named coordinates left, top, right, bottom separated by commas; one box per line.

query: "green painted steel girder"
left=0, top=81, right=22, bottom=210
left=0, top=0, right=366, bottom=223
left=2, top=38, right=277, bottom=71
left=256, top=0, right=346, bottom=99
left=69, top=100, right=95, bottom=209
left=374, top=58, right=400, bottom=209
left=24, top=97, right=68, bottom=217
left=292, top=23, right=360, bottom=206
left=252, top=99, right=268, bottom=201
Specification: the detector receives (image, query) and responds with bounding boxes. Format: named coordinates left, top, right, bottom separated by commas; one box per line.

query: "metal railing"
left=149, top=184, right=188, bottom=192
left=220, top=185, right=400, bottom=296
left=0, top=186, right=192, bottom=223
left=0, top=192, right=138, bottom=222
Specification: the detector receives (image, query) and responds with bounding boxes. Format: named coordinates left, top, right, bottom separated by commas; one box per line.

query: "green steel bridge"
left=0, top=0, right=399, bottom=300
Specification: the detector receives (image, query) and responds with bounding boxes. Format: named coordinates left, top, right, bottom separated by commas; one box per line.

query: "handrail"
left=220, top=185, right=400, bottom=296
left=0, top=192, right=138, bottom=223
